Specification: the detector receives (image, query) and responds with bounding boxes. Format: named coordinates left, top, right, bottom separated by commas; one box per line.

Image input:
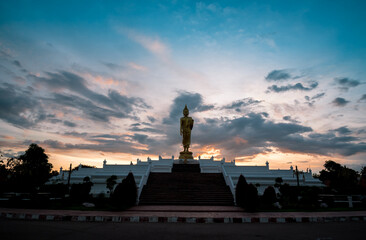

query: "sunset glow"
left=0, top=1, right=365, bottom=174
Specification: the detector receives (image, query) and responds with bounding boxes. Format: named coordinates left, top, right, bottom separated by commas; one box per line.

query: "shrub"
left=235, top=174, right=259, bottom=211
left=70, top=182, right=93, bottom=202
left=111, top=172, right=137, bottom=208
left=298, top=187, right=320, bottom=209
left=262, top=186, right=277, bottom=207
left=39, top=183, right=68, bottom=198
left=235, top=174, right=248, bottom=207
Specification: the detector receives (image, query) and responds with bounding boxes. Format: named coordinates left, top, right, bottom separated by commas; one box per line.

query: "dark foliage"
left=235, top=174, right=258, bottom=211
left=5, top=144, right=52, bottom=192
left=235, top=174, right=248, bottom=207
left=361, top=166, right=366, bottom=176
left=319, top=160, right=359, bottom=193
left=106, top=175, right=117, bottom=194
left=298, top=187, right=320, bottom=209
left=70, top=182, right=93, bottom=202
left=262, top=186, right=277, bottom=206
left=111, top=172, right=137, bottom=208
left=274, top=177, right=283, bottom=188
left=72, top=165, right=96, bottom=171
left=278, top=183, right=298, bottom=207
left=39, top=184, right=68, bottom=198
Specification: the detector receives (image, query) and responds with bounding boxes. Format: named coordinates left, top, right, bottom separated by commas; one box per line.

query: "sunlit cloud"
left=0, top=1, right=365, bottom=173
left=128, top=62, right=147, bottom=72
left=121, top=28, right=170, bottom=60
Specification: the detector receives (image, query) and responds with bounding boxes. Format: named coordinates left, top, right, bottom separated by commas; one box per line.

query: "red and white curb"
left=1, top=212, right=366, bottom=223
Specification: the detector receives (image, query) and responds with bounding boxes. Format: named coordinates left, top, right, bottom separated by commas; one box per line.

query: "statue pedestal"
left=179, top=151, right=193, bottom=162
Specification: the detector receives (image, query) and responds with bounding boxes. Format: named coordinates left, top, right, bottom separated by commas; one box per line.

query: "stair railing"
left=137, top=163, right=151, bottom=204
left=221, top=164, right=236, bottom=204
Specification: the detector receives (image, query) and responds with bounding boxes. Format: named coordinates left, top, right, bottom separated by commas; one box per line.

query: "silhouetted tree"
left=319, top=160, right=358, bottom=193
left=278, top=184, right=295, bottom=207
left=72, top=164, right=96, bottom=171
left=83, top=176, right=91, bottom=183
left=6, top=144, right=52, bottom=191
left=70, top=182, right=93, bottom=202
left=235, top=174, right=248, bottom=207
left=0, top=159, right=10, bottom=194
left=112, top=172, right=137, bottom=208
left=274, top=177, right=283, bottom=188
left=106, top=175, right=117, bottom=195
left=298, top=187, right=320, bottom=209
left=39, top=183, right=68, bottom=198
left=262, top=186, right=277, bottom=207
left=361, top=166, right=366, bottom=176
left=235, top=174, right=258, bottom=211
left=50, top=170, right=59, bottom=177
left=360, top=166, right=366, bottom=192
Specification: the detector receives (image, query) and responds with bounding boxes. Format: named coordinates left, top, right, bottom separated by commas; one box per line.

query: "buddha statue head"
left=183, top=105, right=189, bottom=117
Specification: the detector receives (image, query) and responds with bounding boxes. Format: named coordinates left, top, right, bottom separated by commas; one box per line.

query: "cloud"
left=129, top=126, right=162, bottom=134
left=147, top=116, right=156, bottom=123
left=305, top=92, right=325, bottom=106
left=267, top=82, right=318, bottom=93
left=332, top=97, right=349, bottom=107
left=30, top=70, right=150, bottom=122
left=49, top=93, right=128, bottom=122
left=12, top=60, right=22, bottom=68
left=265, top=69, right=291, bottom=81
left=311, top=92, right=325, bottom=100
left=192, top=112, right=313, bottom=156
left=132, top=133, right=148, bottom=144
left=334, top=77, right=361, bottom=91
left=123, top=29, right=170, bottom=60
left=30, top=131, right=159, bottom=155
left=190, top=112, right=366, bottom=158
left=62, top=131, right=88, bottom=137
left=128, top=62, right=147, bottom=72
left=332, top=126, right=352, bottom=135
left=63, top=120, right=77, bottom=127
left=359, top=94, right=366, bottom=102
left=163, top=91, right=214, bottom=124
left=0, top=83, right=44, bottom=128
left=222, top=98, right=262, bottom=112
left=283, top=116, right=300, bottom=124
left=102, top=62, right=125, bottom=71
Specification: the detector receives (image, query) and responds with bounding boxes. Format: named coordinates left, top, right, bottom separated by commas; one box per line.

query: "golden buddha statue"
left=179, top=105, right=194, bottom=160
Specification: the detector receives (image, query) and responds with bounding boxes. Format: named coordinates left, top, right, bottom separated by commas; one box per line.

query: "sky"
left=0, top=0, right=365, bottom=173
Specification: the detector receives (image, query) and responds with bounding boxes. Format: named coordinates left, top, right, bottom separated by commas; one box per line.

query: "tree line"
left=1, top=143, right=366, bottom=211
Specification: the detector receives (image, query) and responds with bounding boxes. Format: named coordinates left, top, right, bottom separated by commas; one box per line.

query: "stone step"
left=139, top=166, right=234, bottom=206
left=172, top=164, right=201, bottom=173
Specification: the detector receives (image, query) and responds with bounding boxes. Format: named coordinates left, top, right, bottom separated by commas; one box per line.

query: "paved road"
left=1, top=219, right=365, bottom=240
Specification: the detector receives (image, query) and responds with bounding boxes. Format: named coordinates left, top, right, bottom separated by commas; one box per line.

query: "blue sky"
left=0, top=0, right=365, bottom=172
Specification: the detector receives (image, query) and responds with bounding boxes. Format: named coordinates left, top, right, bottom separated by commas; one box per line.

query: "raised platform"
left=178, top=151, right=193, bottom=160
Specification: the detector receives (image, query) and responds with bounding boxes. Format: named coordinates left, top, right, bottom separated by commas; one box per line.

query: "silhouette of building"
left=49, top=157, right=322, bottom=202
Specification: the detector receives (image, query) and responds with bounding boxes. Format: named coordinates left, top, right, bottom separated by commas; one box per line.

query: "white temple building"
left=50, top=156, right=322, bottom=201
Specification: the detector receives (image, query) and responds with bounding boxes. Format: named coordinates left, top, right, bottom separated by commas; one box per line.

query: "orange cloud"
left=234, top=136, right=248, bottom=144
left=1, top=135, right=15, bottom=140
left=128, top=62, right=147, bottom=72
left=196, top=145, right=222, bottom=159
left=55, top=111, right=64, bottom=118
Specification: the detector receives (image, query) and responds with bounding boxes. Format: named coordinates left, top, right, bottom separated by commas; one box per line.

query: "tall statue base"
left=179, top=151, right=193, bottom=163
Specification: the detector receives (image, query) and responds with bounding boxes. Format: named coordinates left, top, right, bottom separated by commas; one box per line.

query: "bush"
left=70, top=182, right=93, bottom=202
left=111, top=172, right=137, bottom=209
left=262, top=186, right=277, bottom=207
left=298, top=187, right=320, bottom=209
left=278, top=183, right=298, bottom=207
left=39, top=184, right=68, bottom=198
left=235, top=174, right=259, bottom=212
left=235, top=175, right=248, bottom=207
